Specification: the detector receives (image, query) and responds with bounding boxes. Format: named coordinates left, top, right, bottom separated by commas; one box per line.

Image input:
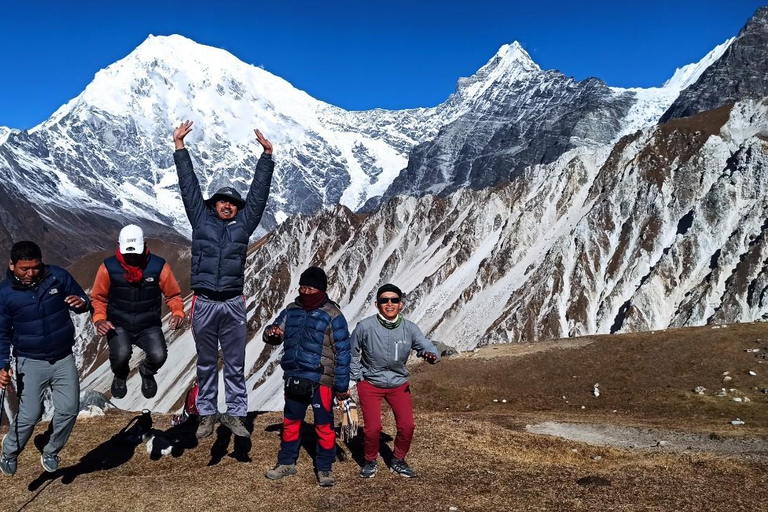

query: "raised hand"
left=254, top=129, right=273, bottom=155
left=173, top=120, right=194, bottom=149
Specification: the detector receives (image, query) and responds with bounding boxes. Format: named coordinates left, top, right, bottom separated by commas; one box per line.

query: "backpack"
left=171, top=380, right=199, bottom=426
left=185, top=380, right=199, bottom=416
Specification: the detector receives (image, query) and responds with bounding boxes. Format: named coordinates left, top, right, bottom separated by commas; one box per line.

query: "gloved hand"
left=423, top=352, right=438, bottom=364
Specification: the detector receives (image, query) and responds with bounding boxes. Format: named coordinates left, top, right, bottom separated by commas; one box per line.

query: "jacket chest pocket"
left=393, top=339, right=409, bottom=364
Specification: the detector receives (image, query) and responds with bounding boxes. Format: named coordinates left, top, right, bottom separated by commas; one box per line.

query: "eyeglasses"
left=377, top=297, right=401, bottom=304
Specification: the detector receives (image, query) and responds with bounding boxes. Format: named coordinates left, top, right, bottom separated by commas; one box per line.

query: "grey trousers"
left=192, top=295, right=248, bottom=417
left=2, top=354, right=79, bottom=458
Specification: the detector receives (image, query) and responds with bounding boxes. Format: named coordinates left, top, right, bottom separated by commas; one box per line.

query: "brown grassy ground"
left=1, top=323, right=767, bottom=511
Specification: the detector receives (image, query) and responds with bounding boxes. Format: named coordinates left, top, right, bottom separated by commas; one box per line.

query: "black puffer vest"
left=105, top=254, right=165, bottom=332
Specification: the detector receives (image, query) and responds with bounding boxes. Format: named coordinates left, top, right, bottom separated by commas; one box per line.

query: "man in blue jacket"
left=0, top=241, right=90, bottom=476
left=263, top=267, right=351, bottom=487
left=172, top=120, right=275, bottom=439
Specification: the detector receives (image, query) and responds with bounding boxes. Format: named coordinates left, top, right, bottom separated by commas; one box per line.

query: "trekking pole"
left=0, top=363, right=10, bottom=428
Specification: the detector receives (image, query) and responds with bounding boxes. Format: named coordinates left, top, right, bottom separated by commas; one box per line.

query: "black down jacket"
left=174, top=148, right=274, bottom=296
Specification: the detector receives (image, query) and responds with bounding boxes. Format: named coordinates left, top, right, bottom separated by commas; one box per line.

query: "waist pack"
left=285, top=377, right=316, bottom=398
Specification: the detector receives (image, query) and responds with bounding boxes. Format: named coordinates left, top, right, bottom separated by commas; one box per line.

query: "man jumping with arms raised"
left=173, top=120, right=275, bottom=439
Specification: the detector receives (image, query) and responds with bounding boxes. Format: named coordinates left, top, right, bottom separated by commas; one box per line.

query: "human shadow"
left=29, top=412, right=151, bottom=489
left=207, top=412, right=263, bottom=466
left=337, top=428, right=394, bottom=467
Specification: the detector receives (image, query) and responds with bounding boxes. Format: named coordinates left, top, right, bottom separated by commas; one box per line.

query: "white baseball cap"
left=118, top=225, right=145, bottom=254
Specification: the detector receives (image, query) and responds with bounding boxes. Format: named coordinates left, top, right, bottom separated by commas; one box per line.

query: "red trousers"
left=357, top=380, right=415, bottom=462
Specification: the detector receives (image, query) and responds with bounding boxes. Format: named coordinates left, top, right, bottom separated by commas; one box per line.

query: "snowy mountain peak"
left=495, top=41, right=539, bottom=70
left=662, top=37, right=735, bottom=91
left=37, top=33, right=316, bottom=136
left=454, top=41, right=541, bottom=102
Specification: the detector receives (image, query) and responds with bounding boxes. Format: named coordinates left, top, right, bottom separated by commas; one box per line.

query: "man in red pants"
left=349, top=283, right=440, bottom=479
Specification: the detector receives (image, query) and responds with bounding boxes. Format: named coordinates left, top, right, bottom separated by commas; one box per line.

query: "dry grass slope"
left=1, top=323, right=767, bottom=511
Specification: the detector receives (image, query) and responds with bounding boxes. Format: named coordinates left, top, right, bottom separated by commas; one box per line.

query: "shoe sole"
left=318, top=481, right=335, bottom=487
left=40, top=455, right=57, bottom=473
left=390, top=468, right=417, bottom=478
left=360, top=471, right=377, bottom=478
left=0, top=463, right=15, bottom=476
left=266, top=470, right=297, bottom=480
left=222, top=423, right=250, bottom=437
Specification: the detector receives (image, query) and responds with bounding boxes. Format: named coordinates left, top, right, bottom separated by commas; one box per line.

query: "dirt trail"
left=526, top=421, right=768, bottom=460
left=465, top=337, right=595, bottom=359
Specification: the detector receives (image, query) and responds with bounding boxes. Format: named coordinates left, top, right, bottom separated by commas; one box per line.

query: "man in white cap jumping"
left=90, top=225, right=186, bottom=399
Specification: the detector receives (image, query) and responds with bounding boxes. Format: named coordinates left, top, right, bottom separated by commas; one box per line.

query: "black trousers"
left=108, top=325, right=168, bottom=379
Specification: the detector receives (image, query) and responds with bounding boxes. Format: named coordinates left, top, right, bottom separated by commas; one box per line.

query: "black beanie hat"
left=376, top=283, right=402, bottom=300
left=299, top=266, right=327, bottom=291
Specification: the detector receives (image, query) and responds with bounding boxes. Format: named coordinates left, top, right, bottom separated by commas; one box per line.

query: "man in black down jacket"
left=0, top=241, right=90, bottom=476
left=172, top=120, right=275, bottom=439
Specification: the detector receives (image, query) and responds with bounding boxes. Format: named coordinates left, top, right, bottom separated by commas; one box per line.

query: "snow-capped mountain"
left=0, top=30, right=729, bottom=265
left=370, top=38, right=734, bottom=208
left=0, top=34, right=456, bottom=264
left=5, top=7, right=767, bottom=414
left=660, top=7, right=768, bottom=123
left=74, top=97, right=768, bottom=413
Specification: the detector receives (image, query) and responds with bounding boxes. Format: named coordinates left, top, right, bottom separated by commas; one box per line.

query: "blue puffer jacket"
left=174, top=148, right=274, bottom=296
left=264, top=297, right=351, bottom=392
left=0, top=265, right=91, bottom=367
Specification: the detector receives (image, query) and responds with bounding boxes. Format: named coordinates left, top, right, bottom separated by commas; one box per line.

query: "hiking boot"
left=317, top=470, right=335, bottom=487
left=195, top=414, right=219, bottom=439
left=220, top=414, right=250, bottom=437
left=360, top=460, right=378, bottom=478
left=390, top=458, right=417, bottom=478
left=0, top=454, right=16, bottom=476
left=41, top=453, right=59, bottom=473
left=111, top=376, right=127, bottom=399
left=265, top=464, right=297, bottom=480
left=139, top=370, right=157, bottom=399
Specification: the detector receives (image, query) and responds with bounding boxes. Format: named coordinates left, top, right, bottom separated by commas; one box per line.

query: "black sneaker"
left=111, top=376, right=127, bottom=399
left=360, top=460, right=378, bottom=478
left=390, top=458, right=417, bottom=478
left=139, top=369, right=157, bottom=399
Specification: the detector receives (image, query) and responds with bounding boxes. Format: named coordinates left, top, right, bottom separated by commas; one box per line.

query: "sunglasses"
left=377, top=297, right=401, bottom=304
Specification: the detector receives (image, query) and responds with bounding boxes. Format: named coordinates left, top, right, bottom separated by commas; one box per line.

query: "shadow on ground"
left=28, top=410, right=204, bottom=491
left=208, top=412, right=266, bottom=465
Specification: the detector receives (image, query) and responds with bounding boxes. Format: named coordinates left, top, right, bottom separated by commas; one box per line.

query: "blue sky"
left=0, top=1, right=764, bottom=129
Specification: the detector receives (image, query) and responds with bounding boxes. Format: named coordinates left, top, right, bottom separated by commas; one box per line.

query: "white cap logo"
left=118, top=224, right=145, bottom=254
